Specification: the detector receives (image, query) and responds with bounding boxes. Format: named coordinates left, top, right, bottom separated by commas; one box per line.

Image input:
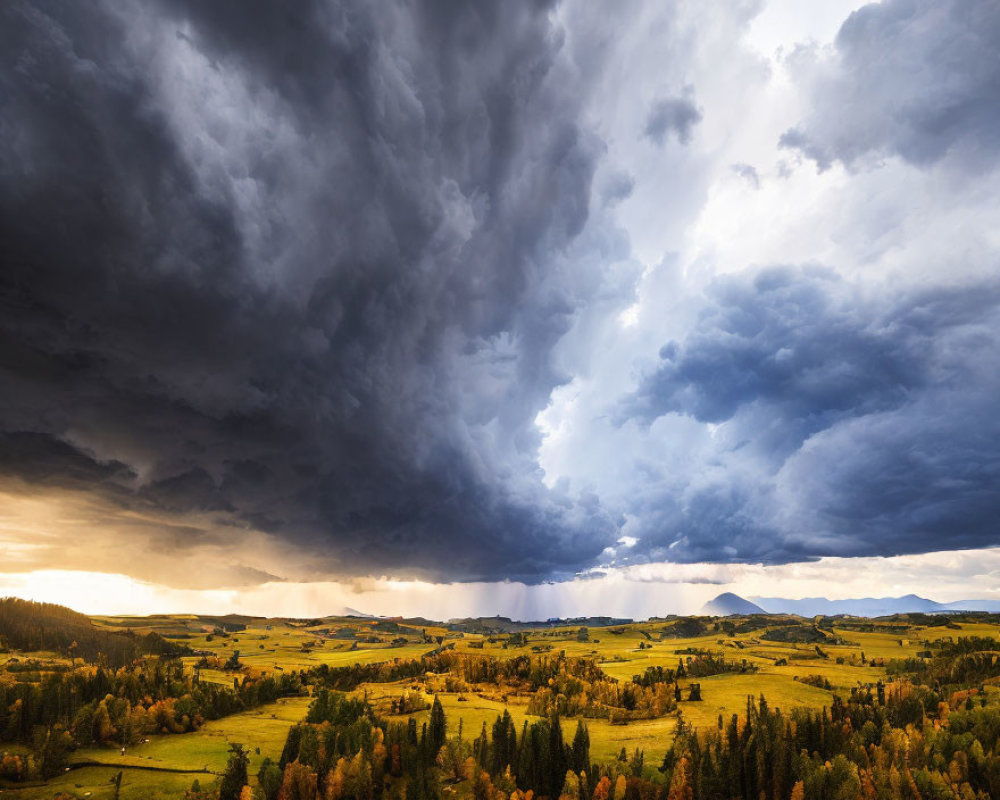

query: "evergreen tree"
left=429, top=696, right=447, bottom=754
left=257, top=757, right=283, bottom=800
left=219, top=742, right=250, bottom=800
left=280, top=724, right=302, bottom=770
left=474, top=721, right=490, bottom=768
left=547, top=715, right=567, bottom=799
left=570, top=720, right=590, bottom=773
left=491, top=710, right=517, bottom=775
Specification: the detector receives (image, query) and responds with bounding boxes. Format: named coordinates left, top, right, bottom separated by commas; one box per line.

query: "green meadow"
left=8, top=697, right=310, bottom=800
left=7, top=609, right=1000, bottom=797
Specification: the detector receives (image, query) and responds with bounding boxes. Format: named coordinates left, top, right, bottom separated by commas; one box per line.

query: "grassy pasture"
left=359, top=681, right=678, bottom=766
left=333, top=614, right=986, bottom=768
left=7, top=696, right=310, bottom=800
left=8, top=611, right=1000, bottom=796
left=91, top=614, right=441, bottom=675
left=152, top=613, right=996, bottom=759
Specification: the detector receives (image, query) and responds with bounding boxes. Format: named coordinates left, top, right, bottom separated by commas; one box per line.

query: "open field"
left=139, top=613, right=989, bottom=770
left=7, top=608, right=1000, bottom=796
left=91, top=614, right=443, bottom=674
left=359, top=681, right=678, bottom=765
left=6, top=696, right=310, bottom=800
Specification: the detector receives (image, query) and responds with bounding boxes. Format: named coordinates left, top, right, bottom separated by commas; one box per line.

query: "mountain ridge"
left=752, top=594, right=1000, bottom=616
left=700, top=592, right=766, bottom=616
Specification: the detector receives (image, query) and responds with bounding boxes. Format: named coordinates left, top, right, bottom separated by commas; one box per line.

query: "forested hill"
left=0, top=597, right=187, bottom=668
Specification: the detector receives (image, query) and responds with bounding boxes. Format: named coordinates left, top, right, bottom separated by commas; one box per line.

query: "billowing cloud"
left=617, top=267, right=1000, bottom=563
left=2, top=0, right=999, bottom=606
left=780, top=0, right=1000, bottom=170
left=0, top=0, right=623, bottom=584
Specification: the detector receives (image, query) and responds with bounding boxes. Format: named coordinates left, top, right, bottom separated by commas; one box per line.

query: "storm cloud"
left=0, top=0, right=620, bottom=583
left=619, top=267, right=1000, bottom=563
left=2, top=0, right=1000, bottom=593
left=780, top=0, right=1000, bottom=170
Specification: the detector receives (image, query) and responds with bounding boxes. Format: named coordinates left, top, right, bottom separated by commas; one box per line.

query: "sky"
left=2, top=0, right=1000, bottom=619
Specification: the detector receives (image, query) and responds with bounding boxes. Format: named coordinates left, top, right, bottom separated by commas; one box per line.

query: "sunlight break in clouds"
left=6, top=547, right=1000, bottom=620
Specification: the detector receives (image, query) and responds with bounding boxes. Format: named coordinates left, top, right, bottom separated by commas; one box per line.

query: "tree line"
left=0, top=659, right=305, bottom=782
left=0, top=597, right=188, bottom=668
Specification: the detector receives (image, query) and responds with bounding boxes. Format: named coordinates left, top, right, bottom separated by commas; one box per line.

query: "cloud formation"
left=644, top=91, right=702, bottom=146
left=780, top=0, right=1000, bottom=170
left=618, top=267, right=1000, bottom=563
left=1, top=0, right=999, bottom=599
left=0, top=0, right=621, bottom=583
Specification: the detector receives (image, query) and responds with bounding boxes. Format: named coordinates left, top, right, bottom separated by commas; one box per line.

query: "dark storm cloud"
left=0, top=0, right=621, bottom=583
left=780, top=0, right=1000, bottom=170
left=623, top=268, right=926, bottom=435
left=643, top=91, right=702, bottom=146
left=619, top=267, right=1000, bottom=564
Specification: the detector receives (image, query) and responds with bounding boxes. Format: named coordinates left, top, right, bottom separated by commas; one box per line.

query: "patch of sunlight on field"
left=676, top=672, right=833, bottom=732
left=768, top=660, right=885, bottom=690
left=313, top=644, right=433, bottom=668
left=583, top=716, right=676, bottom=765
left=358, top=683, right=678, bottom=768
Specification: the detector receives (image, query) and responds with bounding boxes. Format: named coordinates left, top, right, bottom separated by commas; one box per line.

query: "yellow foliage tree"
left=279, top=760, right=318, bottom=800
left=666, top=756, right=692, bottom=800
left=560, top=770, right=581, bottom=800
left=325, top=757, right=347, bottom=800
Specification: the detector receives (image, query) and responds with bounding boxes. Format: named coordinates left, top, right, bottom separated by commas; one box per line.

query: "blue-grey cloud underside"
left=620, top=267, right=1000, bottom=563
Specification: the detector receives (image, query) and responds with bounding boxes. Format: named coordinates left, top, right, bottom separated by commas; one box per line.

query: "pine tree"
left=547, top=715, right=567, bottom=799
left=219, top=743, right=250, bottom=800
left=570, top=720, right=590, bottom=773
left=280, top=724, right=302, bottom=770
left=475, top=721, right=490, bottom=768
left=257, top=757, right=283, bottom=800
left=429, top=696, right=447, bottom=754
left=492, top=710, right=518, bottom=775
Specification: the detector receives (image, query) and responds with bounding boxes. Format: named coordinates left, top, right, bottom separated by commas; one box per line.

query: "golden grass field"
left=6, top=613, right=1000, bottom=795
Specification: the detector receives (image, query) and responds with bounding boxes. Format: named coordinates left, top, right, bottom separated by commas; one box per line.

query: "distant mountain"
left=700, top=593, right=766, bottom=616
left=752, top=594, right=939, bottom=617
left=315, top=607, right=376, bottom=619
left=752, top=594, right=1000, bottom=617
left=942, top=599, right=1000, bottom=613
